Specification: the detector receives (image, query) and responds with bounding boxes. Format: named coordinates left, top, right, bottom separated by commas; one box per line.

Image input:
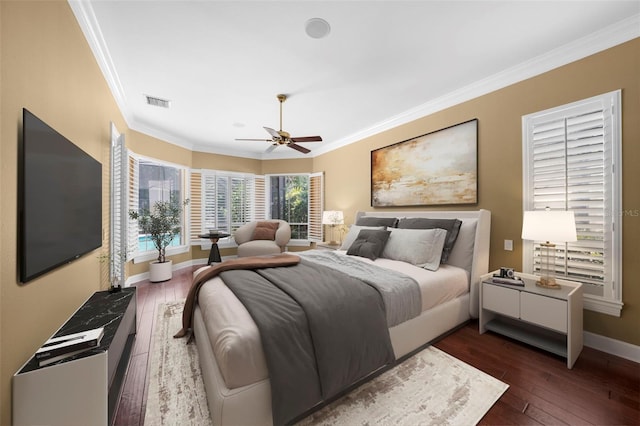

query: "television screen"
left=20, top=109, right=102, bottom=283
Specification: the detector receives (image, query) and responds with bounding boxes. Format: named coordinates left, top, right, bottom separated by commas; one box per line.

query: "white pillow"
left=381, top=227, right=447, bottom=271
left=447, top=219, right=477, bottom=274
left=339, top=225, right=386, bottom=250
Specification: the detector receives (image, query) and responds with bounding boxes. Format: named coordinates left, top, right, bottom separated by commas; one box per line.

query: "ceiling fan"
left=235, top=94, right=322, bottom=154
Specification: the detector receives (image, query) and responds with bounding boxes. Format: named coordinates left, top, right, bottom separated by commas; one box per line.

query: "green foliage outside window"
left=270, top=175, right=308, bottom=239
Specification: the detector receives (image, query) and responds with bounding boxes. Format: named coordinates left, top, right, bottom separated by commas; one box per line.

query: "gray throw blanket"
left=298, top=250, right=422, bottom=326
left=220, top=258, right=395, bottom=426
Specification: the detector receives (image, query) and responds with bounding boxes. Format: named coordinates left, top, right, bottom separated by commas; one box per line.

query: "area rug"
left=145, top=301, right=508, bottom=425
left=144, top=300, right=210, bottom=426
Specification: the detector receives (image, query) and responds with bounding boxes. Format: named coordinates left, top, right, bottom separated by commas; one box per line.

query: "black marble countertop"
left=19, top=287, right=136, bottom=373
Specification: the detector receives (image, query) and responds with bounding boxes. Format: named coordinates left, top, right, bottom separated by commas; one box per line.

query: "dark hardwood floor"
left=114, top=265, right=640, bottom=425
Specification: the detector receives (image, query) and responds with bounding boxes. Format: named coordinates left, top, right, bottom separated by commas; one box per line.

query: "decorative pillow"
left=381, top=228, right=447, bottom=271
left=355, top=216, right=399, bottom=228
left=251, top=221, right=280, bottom=240
left=346, top=229, right=391, bottom=260
left=339, top=225, right=386, bottom=250
left=397, top=218, right=462, bottom=263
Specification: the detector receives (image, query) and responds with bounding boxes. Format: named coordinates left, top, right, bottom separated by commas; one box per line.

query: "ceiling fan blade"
left=287, top=143, right=311, bottom=154
left=235, top=138, right=272, bottom=142
left=263, top=127, right=280, bottom=138
left=290, top=136, right=323, bottom=143
left=265, top=144, right=278, bottom=153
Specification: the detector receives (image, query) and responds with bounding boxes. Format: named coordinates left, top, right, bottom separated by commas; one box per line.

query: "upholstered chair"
left=233, top=220, right=291, bottom=257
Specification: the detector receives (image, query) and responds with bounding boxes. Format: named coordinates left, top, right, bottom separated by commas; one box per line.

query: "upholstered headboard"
left=354, top=210, right=491, bottom=318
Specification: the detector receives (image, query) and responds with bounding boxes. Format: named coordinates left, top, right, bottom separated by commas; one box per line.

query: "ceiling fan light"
left=305, top=18, right=331, bottom=39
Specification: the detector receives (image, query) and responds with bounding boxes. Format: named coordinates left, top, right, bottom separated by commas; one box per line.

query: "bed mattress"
left=195, top=252, right=469, bottom=390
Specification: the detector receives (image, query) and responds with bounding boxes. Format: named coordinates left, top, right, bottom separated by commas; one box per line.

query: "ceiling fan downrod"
left=277, top=94, right=287, bottom=135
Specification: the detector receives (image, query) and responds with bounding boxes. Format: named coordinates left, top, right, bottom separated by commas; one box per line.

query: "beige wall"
left=313, top=38, right=640, bottom=347
left=1, top=0, right=638, bottom=423
left=0, top=1, right=127, bottom=423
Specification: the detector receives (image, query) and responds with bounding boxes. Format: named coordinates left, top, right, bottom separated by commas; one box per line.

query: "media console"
left=13, top=288, right=136, bottom=426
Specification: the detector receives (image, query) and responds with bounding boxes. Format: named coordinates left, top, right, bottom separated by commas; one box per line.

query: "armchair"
left=234, top=220, right=291, bottom=257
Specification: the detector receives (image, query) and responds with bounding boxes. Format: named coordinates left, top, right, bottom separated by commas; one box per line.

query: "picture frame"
left=371, top=119, right=478, bottom=207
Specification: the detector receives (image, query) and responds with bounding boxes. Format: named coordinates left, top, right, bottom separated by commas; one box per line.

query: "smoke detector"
left=305, top=18, right=331, bottom=39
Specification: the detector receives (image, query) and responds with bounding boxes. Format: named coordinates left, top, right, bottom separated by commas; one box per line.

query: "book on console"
left=37, top=347, right=97, bottom=367
left=35, top=327, right=104, bottom=362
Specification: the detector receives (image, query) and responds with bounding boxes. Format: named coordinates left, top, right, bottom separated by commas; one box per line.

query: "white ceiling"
left=70, top=1, right=639, bottom=160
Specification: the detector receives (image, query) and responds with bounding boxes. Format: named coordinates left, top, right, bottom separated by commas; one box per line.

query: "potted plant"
left=129, top=197, right=188, bottom=282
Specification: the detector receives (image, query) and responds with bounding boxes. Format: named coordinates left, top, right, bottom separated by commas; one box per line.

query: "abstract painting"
left=371, top=119, right=478, bottom=206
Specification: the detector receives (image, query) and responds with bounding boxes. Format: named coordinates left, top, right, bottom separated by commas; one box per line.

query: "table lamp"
left=322, top=210, right=344, bottom=245
left=521, top=209, right=577, bottom=289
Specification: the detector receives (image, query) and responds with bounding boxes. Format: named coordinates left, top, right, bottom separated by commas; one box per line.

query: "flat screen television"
left=19, top=108, right=102, bottom=283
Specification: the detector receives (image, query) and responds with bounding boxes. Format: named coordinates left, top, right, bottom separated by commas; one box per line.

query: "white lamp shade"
left=522, top=210, right=577, bottom=242
left=322, top=210, right=344, bottom=225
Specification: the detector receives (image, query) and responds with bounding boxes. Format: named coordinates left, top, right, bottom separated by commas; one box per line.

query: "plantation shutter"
left=189, top=171, right=203, bottom=242
left=252, top=176, right=266, bottom=221
left=127, top=153, right=140, bottom=257
left=110, top=127, right=127, bottom=285
left=198, top=172, right=261, bottom=237
left=523, top=90, right=621, bottom=301
left=308, top=172, right=324, bottom=242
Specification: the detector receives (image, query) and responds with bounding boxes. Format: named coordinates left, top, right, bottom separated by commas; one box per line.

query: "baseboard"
left=124, top=257, right=228, bottom=287
left=584, top=331, right=640, bottom=363
left=124, top=258, right=206, bottom=286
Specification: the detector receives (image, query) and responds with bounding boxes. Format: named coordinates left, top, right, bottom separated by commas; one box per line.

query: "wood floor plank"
left=114, top=265, right=640, bottom=426
left=114, top=352, right=148, bottom=426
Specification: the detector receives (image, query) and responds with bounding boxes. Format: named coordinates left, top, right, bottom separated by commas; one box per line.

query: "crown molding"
left=69, top=0, right=638, bottom=159
left=68, top=1, right=131, bottom=127
left=311, top=13, right=640, bottom=157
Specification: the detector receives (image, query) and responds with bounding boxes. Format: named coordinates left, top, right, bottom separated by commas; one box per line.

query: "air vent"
left=145, top=95, right=171, bottom=108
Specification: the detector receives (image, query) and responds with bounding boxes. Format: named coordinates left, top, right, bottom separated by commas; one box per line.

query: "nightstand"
left=479, top=271, right=583, bottom=368
left=316, top=242, right=342, bottom=250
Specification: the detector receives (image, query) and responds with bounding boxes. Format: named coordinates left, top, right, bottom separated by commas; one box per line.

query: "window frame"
left=127, top=152, right=190, bottom=264
left=266, top=172, right=324, bottom=245
left=191, top=169, right=265, bottom=249
left=522, top=90, right=623, bottom=316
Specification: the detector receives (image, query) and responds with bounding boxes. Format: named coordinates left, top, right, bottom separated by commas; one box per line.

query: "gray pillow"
left=346, top=229, right=391, bottom=260
left=339, top=225, right=385, bottom=250
left=397, top=218, right=462, bottom=263
left=356, top=216, right=398, bottom=228
left=381, top=228, right=448, bottom=271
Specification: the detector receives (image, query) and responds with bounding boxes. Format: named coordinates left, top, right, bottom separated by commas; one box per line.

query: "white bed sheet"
left=333, top=249, right=469, bottom=312
left=196, top=251, right=469, bottom=390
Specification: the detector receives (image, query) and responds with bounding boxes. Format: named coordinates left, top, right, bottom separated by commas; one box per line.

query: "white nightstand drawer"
left=482, top=283, right=520, bottom=318
left=521, top=292, right=567, bottom=333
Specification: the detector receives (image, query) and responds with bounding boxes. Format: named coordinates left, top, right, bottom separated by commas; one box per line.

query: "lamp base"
left=328, top=240, right=340, bottom=246
left=536, top=276, right=561, bottom=289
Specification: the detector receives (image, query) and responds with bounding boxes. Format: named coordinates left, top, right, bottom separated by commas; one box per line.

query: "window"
left=522, top=90, right=622, bottom=316
left=267, top=173, right=323, bottom=242
left=127, top=154, right=188, bottom=261
left=190, top=171, right=265, bottom=244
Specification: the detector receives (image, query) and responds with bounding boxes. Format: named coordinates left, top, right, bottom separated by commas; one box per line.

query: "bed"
left=190, top=209, right=491, bottom=425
